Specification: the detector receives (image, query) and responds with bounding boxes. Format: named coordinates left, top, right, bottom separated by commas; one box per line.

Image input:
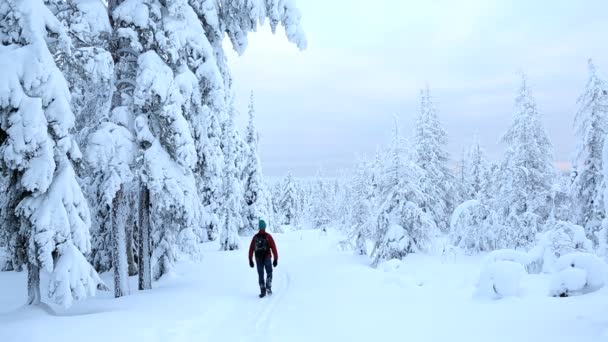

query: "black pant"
left=256, top=256, right=272, bottom=290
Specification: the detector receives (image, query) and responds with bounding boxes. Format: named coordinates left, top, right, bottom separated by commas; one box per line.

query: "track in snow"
left=252, top=271, right=290, bottom=341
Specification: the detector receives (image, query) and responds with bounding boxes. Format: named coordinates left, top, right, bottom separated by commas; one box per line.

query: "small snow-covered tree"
left=349, top=159, right=377, bottom=255
left=279, top=171, right=299, bottom=226
left=571, top=60, right=608, bottom=244
left=461, top=136, right=490, bottom=202
left=0, top=0, right=104, bottom=307
left=413, top=86, right=454, bottom=232
left=449, top=200, right=495, bottom=253
left=310, top=170, right=333, bottom=228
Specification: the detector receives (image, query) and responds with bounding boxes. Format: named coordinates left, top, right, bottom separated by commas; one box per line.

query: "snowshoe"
left=259, top=287, right=266, bottom=298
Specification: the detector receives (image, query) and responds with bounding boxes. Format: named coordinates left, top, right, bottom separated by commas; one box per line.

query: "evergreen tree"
left=571, top=60, right=608, bottom=243
left=219, top=96, right=242, bottom=250
left=0, top=0, right=104, bottom=307
left=310, top=170, right=333, bottom=228
left=350, top=159, right=377, bottom=255
left=413, top=86, right=453, bottom=232
left=242, top=92, right=269, bottom=235
left=495, top=74, right=555, bottom=248
left=372, top=119, right=436, bottom=266
left=462, top=136, right=490, bottom=201
left=279, top=171, right=299, bottom=226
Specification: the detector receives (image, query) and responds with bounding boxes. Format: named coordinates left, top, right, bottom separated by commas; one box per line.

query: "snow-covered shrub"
left=544, top=221, right=592, bottom=256
left=530, top=220, right=593, bottom=273
left=449, top=200, right=494, bottom=253
left=375, top=224, right=412, bottom=262
left=475, top=260, right=526, bottom=299
left=549, top=252, right=608, bottom=297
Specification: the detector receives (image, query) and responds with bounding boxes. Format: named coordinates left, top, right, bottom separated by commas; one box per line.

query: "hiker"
left=248, top=219, right=278, bottom=298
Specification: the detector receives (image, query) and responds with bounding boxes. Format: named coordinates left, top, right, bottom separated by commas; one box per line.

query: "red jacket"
left=248, top=231, right=278, bottom=262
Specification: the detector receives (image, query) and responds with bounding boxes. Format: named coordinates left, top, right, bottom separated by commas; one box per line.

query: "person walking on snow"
left=249, top=219, right=278, bottom=298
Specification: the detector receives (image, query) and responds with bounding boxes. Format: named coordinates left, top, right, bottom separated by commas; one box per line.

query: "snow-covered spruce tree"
left=310, top=170, right=333, bottom=228
left=495, top=74, right=555, bottom=248
left=279, top=171, right=299, bottom=226
left=571, top=60, right=608, bottom=244
left=0, top=0, right=105, bottom=307
left=219, top=96, right=242, bottom=250
left=350, top=159, right=377, bottom=255
left=242, top=92, right=269, bottom=235
left=112, top=0, right=209, bottom=280
left=413, top=86, right=454, bottom=233
left=372, top=120, right=436, bottom=267
left=461, top=136, right=490, bottom=202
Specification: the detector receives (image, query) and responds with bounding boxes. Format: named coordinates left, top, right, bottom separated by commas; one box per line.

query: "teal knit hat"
left=258, top=219, right=267, bottom=230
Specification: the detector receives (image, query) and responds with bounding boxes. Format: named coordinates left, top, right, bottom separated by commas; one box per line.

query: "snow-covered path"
left=1, top=229, right=608, bottom=342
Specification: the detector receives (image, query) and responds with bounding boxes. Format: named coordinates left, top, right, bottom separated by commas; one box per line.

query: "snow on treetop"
left=113, top=0, right=158, bottom=29
left=71, top=0, right=112, bottom=37
left=1, top=0, right=66, bottom=45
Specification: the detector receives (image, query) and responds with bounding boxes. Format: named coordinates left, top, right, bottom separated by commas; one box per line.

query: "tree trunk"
left=27, top=262, right=40, bottom=305
left=126, top=223, right=138, bottom=276
left=112, top=186, right=129, bottom=298
left=138, top=183, right=152, bottom=291
left=126, top=186, right=138, bottom=276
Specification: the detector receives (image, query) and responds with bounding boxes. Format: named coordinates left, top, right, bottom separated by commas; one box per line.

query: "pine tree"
left=310, top=169, right=333, bottom=228
left=219, top=96, right=242, bottom=250
left=495, top=74, right=555, bottom=248
left=0, top=0, right=104, bottom=307
left=462, top=136, right=490, bottom=201
left=350, top=159, right=377, bottom=255
left=242, top=92, right=269, bottom=235
left=413, top=86, right=453, bottom=232
left=372, top=119, right=436, bottom=266
left=571, top=60, right=608, bottom=244
left=111, top=0, right=212, bottom=280
left=279, top=171, right=299, bottom=226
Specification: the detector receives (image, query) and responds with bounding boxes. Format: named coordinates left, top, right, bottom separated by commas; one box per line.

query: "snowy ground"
left=1, top=229, right=607, bottom=342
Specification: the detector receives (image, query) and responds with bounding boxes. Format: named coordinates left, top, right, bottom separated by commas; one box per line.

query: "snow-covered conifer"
left=571, top=60, right=608, bottom=243
left=0, top=0, right=103, bottom=306
left=372, top=120, right=436, bottom=266
left=242, top=92, right=269, bottom=235
left=279, top=171, right=299, bottom=226
left=413, top=86, right=453, bottom=232
left=494, top=74, right=555, bottom=248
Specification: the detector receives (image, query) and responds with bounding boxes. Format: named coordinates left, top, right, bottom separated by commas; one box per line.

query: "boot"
left=259, top=286, right=266, bottom=298
left=266, top=276, right=272, bottom=295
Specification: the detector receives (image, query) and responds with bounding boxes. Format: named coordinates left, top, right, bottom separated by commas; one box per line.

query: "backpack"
left=254, top=234, right=270, bottom=258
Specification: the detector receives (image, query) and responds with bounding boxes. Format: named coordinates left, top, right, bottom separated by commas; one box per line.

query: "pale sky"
left=226, top=0, right=608, bottom=177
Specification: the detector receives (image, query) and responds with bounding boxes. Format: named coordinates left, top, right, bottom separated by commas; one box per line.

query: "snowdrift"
left=475, top=260, right=526, bottom=299
left=549, top=252, right=608, bottom=297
